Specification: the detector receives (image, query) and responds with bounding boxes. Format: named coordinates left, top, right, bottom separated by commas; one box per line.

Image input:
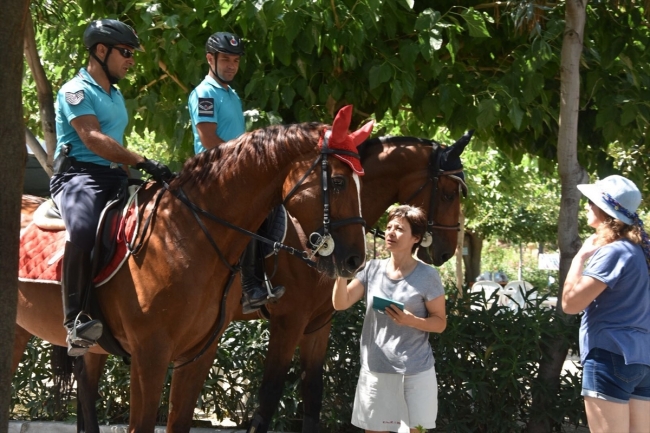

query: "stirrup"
left=264, top=277, right=285, bottom=299
left=67, top=312, right=103, bottom=344
left=66, top=339, right=92, bottom=357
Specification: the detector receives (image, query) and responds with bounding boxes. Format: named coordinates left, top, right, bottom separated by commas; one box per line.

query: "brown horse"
left=17, top=131, right=470, bottom=432
left=241, top=132, right=471, bottom=432
left=13, top=119, right=370, bottom=432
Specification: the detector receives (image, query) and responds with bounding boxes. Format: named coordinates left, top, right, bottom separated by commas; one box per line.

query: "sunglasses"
left=113, top=46, right=134, bottom=59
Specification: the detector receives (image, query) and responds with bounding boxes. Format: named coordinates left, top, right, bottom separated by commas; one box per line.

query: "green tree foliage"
left=23, top=1, right=650, bottom=186
left=463, top=148, right=562, bottom=244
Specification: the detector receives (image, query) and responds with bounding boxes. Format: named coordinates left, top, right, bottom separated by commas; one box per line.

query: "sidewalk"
left=9, top=421, right=250, bottom=433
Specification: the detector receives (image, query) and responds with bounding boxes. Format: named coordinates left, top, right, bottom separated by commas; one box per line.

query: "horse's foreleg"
left=11, top=324, right=33, bottom=374
left=297, top=321, right=333, bottom=433
left=128, top=347, right=172, bottom=433
left=166, top=345, right=219, bottom=433
left=250, top=317, right=308, bottom=433
left=75, top=353, right=108, bottom=433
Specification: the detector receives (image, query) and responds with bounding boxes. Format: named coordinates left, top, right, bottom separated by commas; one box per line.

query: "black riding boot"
left=240, top=239, right=285, bottom=314
left=62, top=241, right=103, bottom=357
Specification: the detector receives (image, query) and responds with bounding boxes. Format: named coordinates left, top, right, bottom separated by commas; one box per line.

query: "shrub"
left=11, top=285, right=585, bottom=432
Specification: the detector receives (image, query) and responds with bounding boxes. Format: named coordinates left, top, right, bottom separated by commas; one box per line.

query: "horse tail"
left=50, top=345, right=75, bottom=420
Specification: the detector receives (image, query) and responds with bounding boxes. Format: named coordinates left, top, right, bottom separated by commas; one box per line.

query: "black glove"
left=135, top=158, right=173, bottom=183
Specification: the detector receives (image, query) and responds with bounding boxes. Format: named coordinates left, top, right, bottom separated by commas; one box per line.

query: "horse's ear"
left=350, top=120, right=375, bottom=146
left=445, top=129, right=474, bottom=160
left=331, top=105, right=353, bottom=142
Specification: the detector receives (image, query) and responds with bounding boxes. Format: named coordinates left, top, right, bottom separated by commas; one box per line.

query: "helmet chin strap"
left=91, top=47, right=120, bottom=85
left=208, top=54, right=232, bottom=85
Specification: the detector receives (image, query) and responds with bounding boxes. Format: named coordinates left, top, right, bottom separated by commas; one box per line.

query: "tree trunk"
left=463, top=230, right=483, bottom=285
left=455, top=212, right=465, bottom=295
left=0, top=1, right=30, bottom=432
left=23, top=11, right=56, bottom=171
left=526, top=1, right=589, bottom=432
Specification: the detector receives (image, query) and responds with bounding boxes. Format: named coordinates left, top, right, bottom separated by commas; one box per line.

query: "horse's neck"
left=165, top=143, right=308, bottom=256
left=361, top=142, right=430, bottom=226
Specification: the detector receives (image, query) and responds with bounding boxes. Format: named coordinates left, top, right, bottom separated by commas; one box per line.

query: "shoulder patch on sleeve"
left=198, top=98, right=215, bottom=117
left=65, top=90, right=85, bottom=106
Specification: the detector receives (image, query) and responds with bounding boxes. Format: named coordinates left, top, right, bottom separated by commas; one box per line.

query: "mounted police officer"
left=188, top=31, right=285, bottom=313
left=51, top=19, right=172, bottom=356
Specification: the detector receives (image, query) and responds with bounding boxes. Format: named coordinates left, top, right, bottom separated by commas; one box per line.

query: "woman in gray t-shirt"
left=333, top=205, right=446, bottom=432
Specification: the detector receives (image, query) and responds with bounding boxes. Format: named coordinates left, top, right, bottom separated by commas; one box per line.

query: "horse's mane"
left=177, top=122, right=325, bottom=186
left=358, top=136, right=441, bottom=163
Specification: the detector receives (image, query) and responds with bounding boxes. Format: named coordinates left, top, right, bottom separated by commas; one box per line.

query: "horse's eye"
left=444, top=192, right=457, bottom=202
left=331, top=176, right=346, bottom=191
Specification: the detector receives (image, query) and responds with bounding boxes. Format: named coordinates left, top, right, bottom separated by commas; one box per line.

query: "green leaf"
left=621, top=103, right=637, bottom=126
left=284, top=11, right=302, bottom=43
left=391, top=80, right=404, bottom=107
left=430, top=29, right=443, bottom=51
left=296, top=23, right=315, bottom=53
left=281, top=85, right=296, bottom=108
left=415, top=9, right=440, bottom=32
left=369, top=63, right=393, bottom=90
left=461, top=8, right=490, bottom=38
left=477, top=98, right=501, bottom=130
left=272, top=35, right=292, bottom=66
left=399, top=40, right=420, bottom=66
left=508, top=98, right=524, bottom=130
left=402, top=73, right=416, bottom=98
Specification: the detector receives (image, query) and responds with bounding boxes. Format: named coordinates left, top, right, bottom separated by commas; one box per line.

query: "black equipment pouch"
left=52, top=144, right=72, bottom=174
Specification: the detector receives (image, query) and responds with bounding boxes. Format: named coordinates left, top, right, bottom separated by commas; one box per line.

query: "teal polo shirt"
left=188, top=75, right=245, bottom=154
left=54, top=68, right=128, bottom=166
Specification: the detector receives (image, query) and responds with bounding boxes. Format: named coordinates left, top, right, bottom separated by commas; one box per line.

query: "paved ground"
left=9, top=422, right=250, bottom=433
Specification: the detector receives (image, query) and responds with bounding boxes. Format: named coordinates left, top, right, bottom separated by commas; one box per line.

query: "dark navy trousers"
left=50, top=166, right=127, bottom=253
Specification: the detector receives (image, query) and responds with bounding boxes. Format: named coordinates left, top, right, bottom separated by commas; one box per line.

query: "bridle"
left=129, top=127, right=366, bottom=267
left=374, top=138, right=468, bottom=248
left=282, top=129, right=366, bottom=258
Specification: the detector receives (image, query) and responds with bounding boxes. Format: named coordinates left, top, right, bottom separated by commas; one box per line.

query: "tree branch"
left=25, top=128, right=52, bottom=177
left=158, top=60, right=189, bottom=93
left=23, top=11, right=56, bottom=173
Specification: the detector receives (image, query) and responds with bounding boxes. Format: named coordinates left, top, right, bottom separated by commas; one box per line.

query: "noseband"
left=282, top=130, right=366, bottom=258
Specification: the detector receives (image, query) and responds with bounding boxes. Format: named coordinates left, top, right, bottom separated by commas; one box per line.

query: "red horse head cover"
left=322, top=105, right=374, bottom=175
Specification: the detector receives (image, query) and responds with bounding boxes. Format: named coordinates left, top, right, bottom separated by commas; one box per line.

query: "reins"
left=127, top=131, right=366, bottom=368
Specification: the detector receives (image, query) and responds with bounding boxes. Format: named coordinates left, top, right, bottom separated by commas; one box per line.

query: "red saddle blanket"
left=18, top=200, right=138, bottom=286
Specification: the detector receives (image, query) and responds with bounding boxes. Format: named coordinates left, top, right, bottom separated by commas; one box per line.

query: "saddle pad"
left=18, top=200, right=138, bottom=286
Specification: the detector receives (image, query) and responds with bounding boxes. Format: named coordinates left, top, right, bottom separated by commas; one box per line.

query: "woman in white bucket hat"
left=563, top=175, right=650, bottom=433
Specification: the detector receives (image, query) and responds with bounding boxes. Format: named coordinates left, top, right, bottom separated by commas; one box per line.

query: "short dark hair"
left=387, top=205, right=427, bottom=253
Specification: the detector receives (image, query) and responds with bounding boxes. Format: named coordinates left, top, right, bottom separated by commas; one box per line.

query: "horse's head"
left=398, top=130, right=474, bottom=266
left=282, top=106, right=373, bottom=278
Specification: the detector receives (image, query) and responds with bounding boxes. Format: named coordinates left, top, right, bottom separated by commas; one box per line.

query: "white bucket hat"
left=577, top=175, right=642, bottom=225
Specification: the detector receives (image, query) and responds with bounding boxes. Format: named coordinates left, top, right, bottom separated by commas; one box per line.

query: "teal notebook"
left=372, top=296, right=404, bottom=314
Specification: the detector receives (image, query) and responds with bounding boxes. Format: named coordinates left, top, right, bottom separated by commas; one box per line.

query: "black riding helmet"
left=84, top=19, right=142, bottom=52
left=83, top=19, right=141, bottom=85
left=205, top=32, right=245, bottom=56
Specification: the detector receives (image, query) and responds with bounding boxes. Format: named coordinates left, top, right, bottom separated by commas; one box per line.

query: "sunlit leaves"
left=461, top=8, right=490, bottom=38
left=22, top=0, right=650, bottom=186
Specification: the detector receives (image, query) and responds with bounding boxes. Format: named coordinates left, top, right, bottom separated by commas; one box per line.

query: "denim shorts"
left=582, top=348, right=650, bottom=403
